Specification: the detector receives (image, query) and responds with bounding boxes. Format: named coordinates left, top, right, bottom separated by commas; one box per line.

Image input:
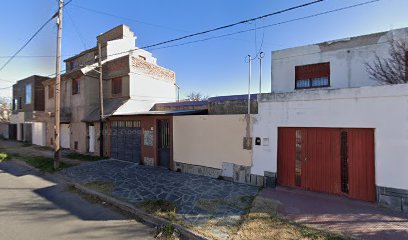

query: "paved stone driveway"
left=62, top=160, right=259, bottom=224
left=260, top=187, right=408, bottom=240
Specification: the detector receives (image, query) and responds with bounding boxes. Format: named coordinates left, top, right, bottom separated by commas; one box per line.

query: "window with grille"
left=72, top=78, right=80, bottom=95
left=111, top=77, right=122, bottom=95
left=295, top=62, right=330, bottom=89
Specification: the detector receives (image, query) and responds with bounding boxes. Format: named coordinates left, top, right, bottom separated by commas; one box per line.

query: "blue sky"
left=1, top=0, right=408, bottom=98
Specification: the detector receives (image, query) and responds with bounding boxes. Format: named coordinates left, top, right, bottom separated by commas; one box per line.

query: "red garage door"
left=277, top=128, right=376, bottom=202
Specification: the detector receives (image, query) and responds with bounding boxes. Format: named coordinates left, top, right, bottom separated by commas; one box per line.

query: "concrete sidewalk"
left=260, top=187, right=408, bottom=240
left=0, top=160, right=154, bottom=240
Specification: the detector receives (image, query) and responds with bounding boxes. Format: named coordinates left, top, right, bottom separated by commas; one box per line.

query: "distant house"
left=9, top=75, right=49, bottom=145
left=270, top=28, right=407, bottom=92
left=43, top=24, right=176, bottom=155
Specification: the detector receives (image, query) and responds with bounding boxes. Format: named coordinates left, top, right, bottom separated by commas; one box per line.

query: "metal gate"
left=110, top=120, right=141, bottom=163
left=157, top=119, right=170, bottom=169
left=277, top=127, right=375, bottom=202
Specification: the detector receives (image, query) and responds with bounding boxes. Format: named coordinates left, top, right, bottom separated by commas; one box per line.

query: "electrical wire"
left=147, top=0, right=380, bottom=52
left=68, top=0, right=328, bottom=65
left=1, top=0, right=380, bottom=84
left=69, top=3, right=189, bottom=33
left=140, top=0, right=324, bottom=49
left=0, top=0, right=73, bottom=72
left=66, top=9, right=87, bottom=50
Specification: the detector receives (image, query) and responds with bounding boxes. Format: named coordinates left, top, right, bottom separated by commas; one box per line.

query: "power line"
left=0, top=55, right=73, bottom=58
left=69, top=3, right=189, bottom=33
left=140, top=0, right=324, bottom=49
left=147, top=0, right=381, bottom=51
left=66, top=9, right=88, bottom=50
left=44, top=0, right=380, bottom=75
left=74, top=0, right=327, bottom=64
left=0, top=0, right=73, bottom=72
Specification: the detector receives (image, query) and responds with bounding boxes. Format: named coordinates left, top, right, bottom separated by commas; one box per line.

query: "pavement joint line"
left=8, top=158, right=210, bottom=240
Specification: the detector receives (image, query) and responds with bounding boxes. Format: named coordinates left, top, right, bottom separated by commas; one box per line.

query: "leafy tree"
left=0, top=97, right=11, bottom=122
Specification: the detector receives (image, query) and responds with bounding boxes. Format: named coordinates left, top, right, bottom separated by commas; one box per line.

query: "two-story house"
left=250, top=27, right=408, bottom=212
left=43, top=24, right=176, bottom=156
left=9, top=75, right=49, bottom=145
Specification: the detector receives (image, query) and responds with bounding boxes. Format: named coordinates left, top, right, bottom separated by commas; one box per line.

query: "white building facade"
left=252, top=28, right=408, bottom=213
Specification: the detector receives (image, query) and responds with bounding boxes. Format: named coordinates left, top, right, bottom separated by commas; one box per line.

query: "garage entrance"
left=110, top=120, right=141, bottom=163
left=277, top=127, right=375, bottom=202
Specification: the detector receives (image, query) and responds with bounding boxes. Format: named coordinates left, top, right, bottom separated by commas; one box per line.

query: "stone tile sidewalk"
left=62, top=160, right=259, bottom=227
left=260, top=187, right=408, bottom=240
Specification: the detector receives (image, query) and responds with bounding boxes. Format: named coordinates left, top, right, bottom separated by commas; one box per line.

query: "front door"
left=60, top=124, right=70, bottom=149
left=157, top=119, right=171, bottom=169
left=88, top=125, right=95, bottom=153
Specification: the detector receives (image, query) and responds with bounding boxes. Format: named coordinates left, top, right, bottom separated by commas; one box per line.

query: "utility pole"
left=174, top=83, right=180, bottom=102
left=259, top=52, right=264, bottom=94
left=54, top=0, right=63, bottom=170
left=247, top=54, right=252, bottom=115
left=98, top=41, right=104, bottom=157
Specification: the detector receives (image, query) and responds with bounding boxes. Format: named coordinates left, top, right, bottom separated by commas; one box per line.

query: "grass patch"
left=155, top=224, right=180, bottom=240
left=231, top=196, right=349, bottom=240
left=34, top=146, right=53, bottom=151
left=65, top=152, right=104, bottom=161
left=0, top=152, right=21, bottom=162
left=84, top=181, right=114, bottom=195
left=21, top=155, right=72, bottom=172
left=139, top=199, right=177, bottom=222
left=22, top=142, right=32, bottom=147
left=0, top=152, right=10, bottom=162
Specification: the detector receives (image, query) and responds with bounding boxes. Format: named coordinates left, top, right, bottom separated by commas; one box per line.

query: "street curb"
left=72, top=183, right=210, bottom=240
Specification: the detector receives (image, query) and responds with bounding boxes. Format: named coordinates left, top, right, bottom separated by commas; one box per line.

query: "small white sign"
left=262, top=138, right=270, bottom=146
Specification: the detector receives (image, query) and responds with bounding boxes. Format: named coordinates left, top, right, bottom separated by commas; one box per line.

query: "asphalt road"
left=0, top=161, right=154, bottom=240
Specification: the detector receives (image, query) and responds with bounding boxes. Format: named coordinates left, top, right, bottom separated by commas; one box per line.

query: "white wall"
left=271, top=28, right=408, bottom=93
left=252, top=84, right=408, bottom=191
left=32, top=122, right=46, bottom=146
left=114, top=72, right=176, bottom=114
left=10, top=112, right=24, bottom=124
left=174, top=115, right=252, bottom=169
